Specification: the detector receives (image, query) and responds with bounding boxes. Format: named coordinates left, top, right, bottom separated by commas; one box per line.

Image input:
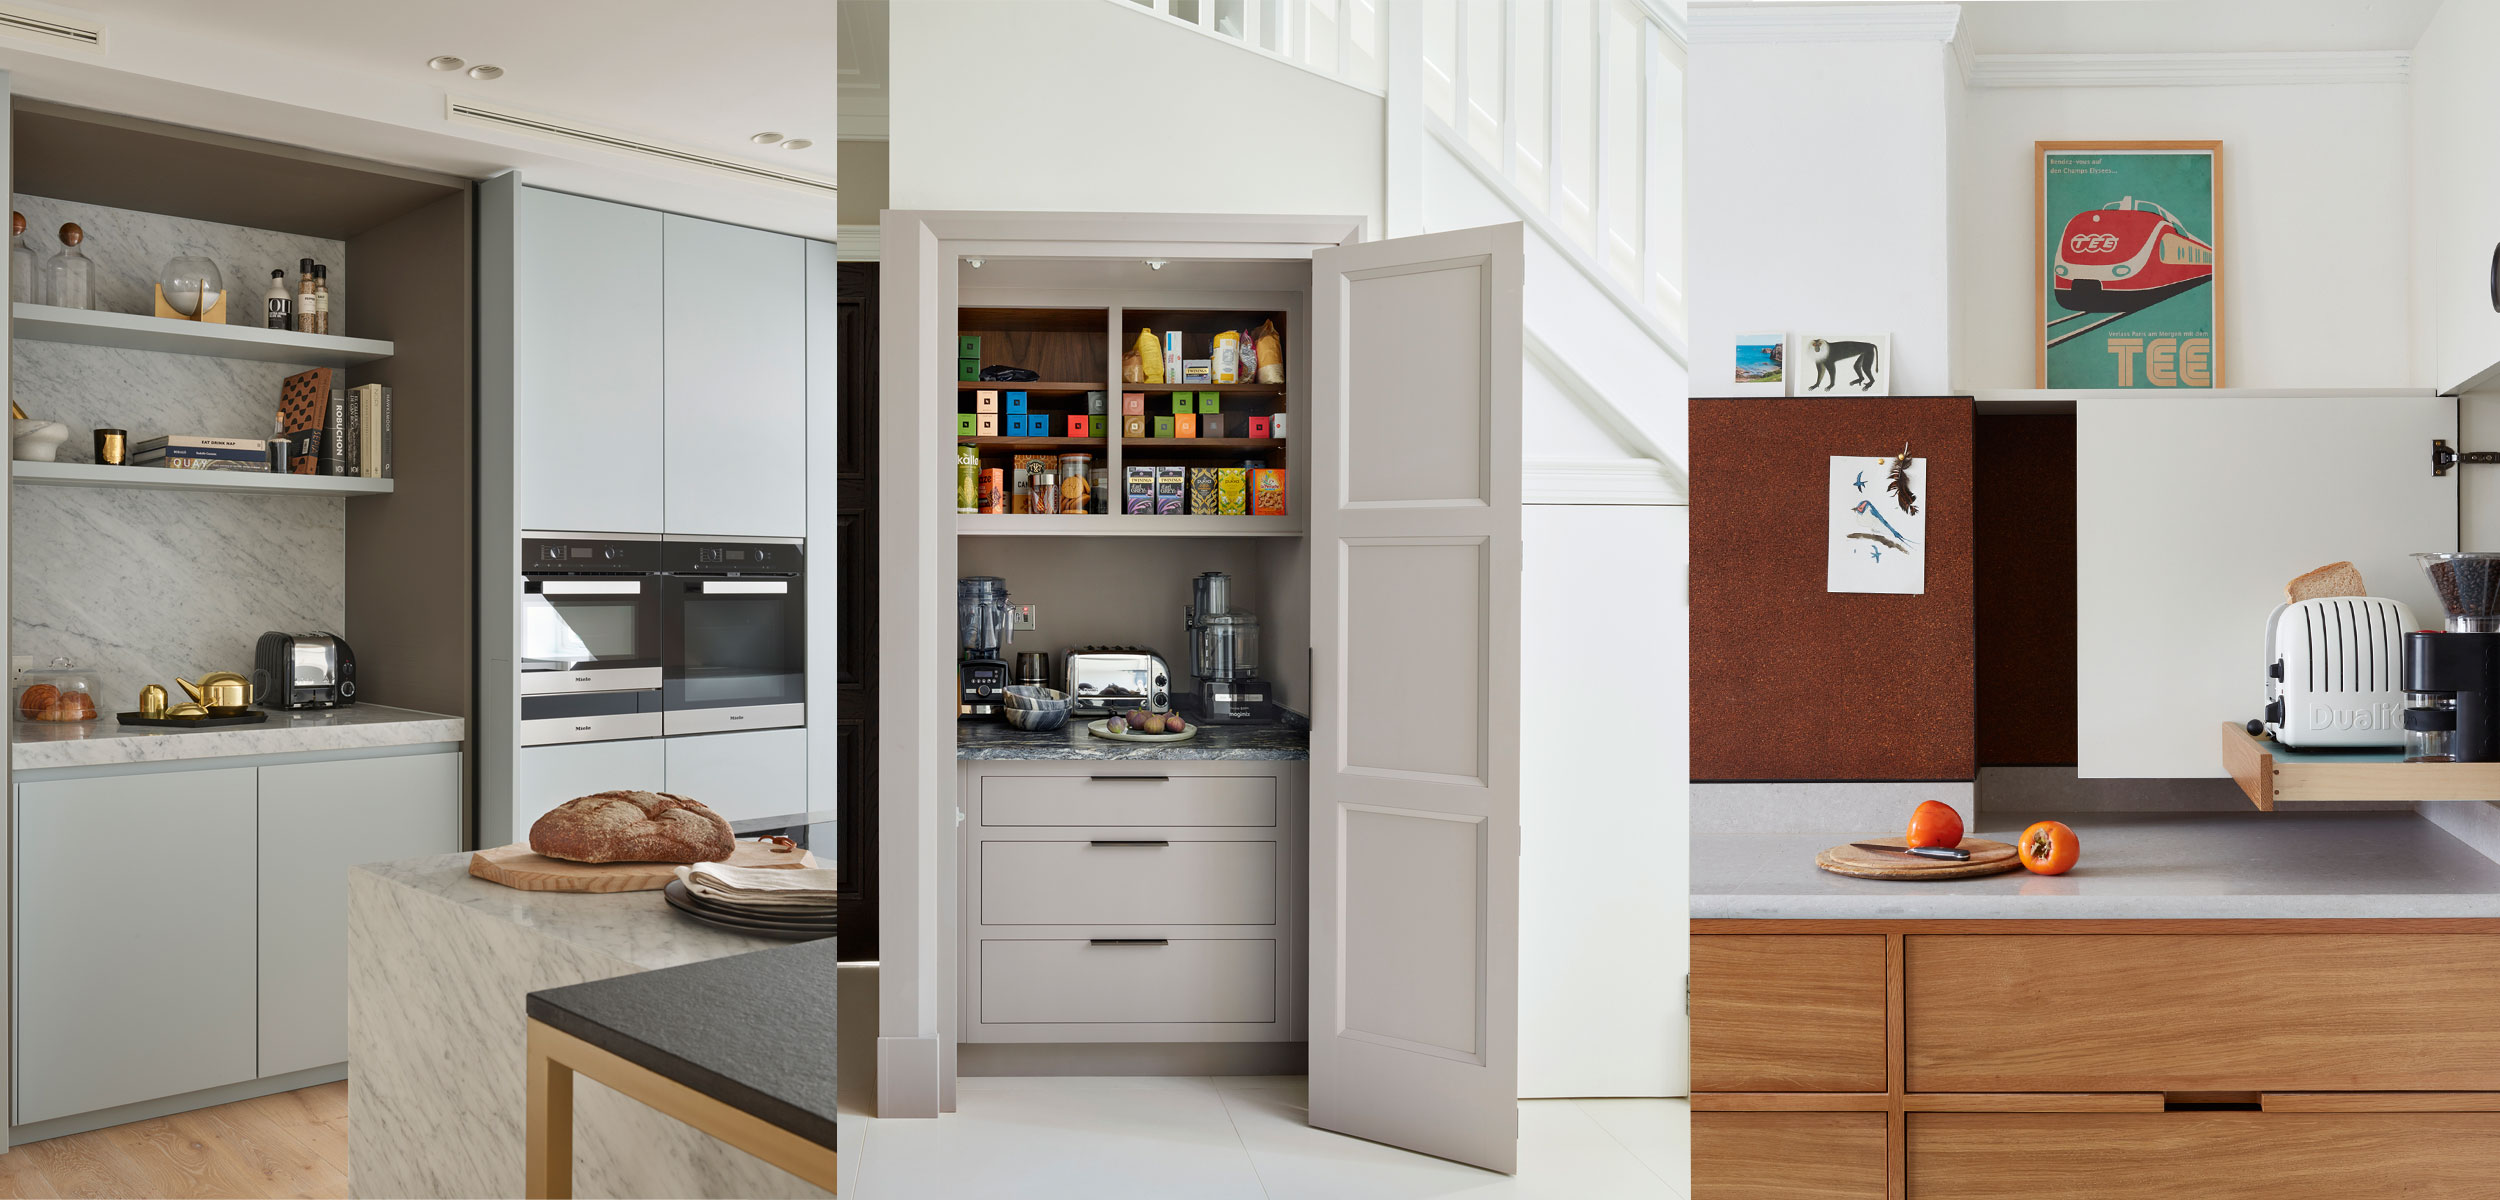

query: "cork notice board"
left=1690, top=396, right=1975, bottom=781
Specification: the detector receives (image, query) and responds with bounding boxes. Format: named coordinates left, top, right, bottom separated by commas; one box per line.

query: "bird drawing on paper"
left=1869, top=544, right=1884, bottom=562
left=1886, top=445, right=1919, bottom=516
left=1848, top=499, right=1912, bottom=554
left=1851, top=470, right=1868, bottom=493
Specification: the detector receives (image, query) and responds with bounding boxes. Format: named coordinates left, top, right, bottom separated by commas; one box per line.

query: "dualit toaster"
left=1062, top=647, right=1170, bottom=715
left=2261, top=596, right=2415, bottom=748
left=254, top=631, right=358, bottom=709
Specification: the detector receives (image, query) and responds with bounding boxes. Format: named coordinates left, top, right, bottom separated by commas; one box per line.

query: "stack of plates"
left=661, top=864, right=839, bottom=942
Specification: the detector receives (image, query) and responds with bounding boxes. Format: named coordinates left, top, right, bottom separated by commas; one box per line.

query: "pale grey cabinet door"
left=664, top=726, right=808, bottom=824
left=2077, top=392, right=2458, bottom=776
left=662, top=214, right=807, bottom=537
left=514, top=738, right=668, bottom=846
left=258, top=753, right=461, bottom=1078
left=1307, top=224, right=1525, bottom=1174
left=516, top=186, right=665, bottom=534
left=15, top=768, right=259, bottom=1124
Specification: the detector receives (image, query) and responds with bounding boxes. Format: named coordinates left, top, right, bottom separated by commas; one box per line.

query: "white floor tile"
left=1220, top=1086, right=1681, bottom=1200
left=848, top=1080, right=1267, bottom=1199
left=1574, top=1099, right=1690, bottom=1197
left=954, top=1073, right=1218, bottom=1092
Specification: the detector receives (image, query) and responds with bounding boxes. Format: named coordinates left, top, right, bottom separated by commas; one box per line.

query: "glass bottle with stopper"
left=41, top=223, right=90, bottom=310
left=8, top=212, right=30, bottom=305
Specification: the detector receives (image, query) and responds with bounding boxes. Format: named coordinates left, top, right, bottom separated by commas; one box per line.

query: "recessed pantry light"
left=467, top=64, right=503, bottom=80
left=1146, top=260, right=1168, bottom=270
left=751, top=132, right=785, bottom=145
left=965, top=258, right=985, bottom=268
left=428, top=56, right=464, bottom=71
left=780, top=139, right=813, bottom=151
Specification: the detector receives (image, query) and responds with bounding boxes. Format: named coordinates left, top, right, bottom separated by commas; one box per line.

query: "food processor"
left=958, top=576, right=1013, bottom=718
left=2403, top=553, right=2500, bottom=762
left=1185, top=571, right=1273, bottom=723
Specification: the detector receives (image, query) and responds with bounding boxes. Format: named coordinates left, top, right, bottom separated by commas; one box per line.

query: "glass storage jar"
left=17, top=658, right=98, bottom=722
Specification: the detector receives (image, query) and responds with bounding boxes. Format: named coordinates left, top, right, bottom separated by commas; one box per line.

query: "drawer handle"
left=1089, top=938, right=1169, bottom=946
left=1089, top=840, right=1169, bottom=847
left=1089, top=775, right=1170, bottom=782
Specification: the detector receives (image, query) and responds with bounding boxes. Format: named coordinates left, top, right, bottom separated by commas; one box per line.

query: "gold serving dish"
left=175, top=672, right=254, bottom=718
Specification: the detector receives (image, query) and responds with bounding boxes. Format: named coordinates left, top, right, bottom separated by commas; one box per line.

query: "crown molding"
left=1966, top=50, right=2410, bottom=89
left=1688, top=3, right=1961, bottom=46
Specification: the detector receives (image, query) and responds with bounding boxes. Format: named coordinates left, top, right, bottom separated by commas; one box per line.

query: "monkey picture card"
left=1792, top=333, right=1890, bottom=395
left=1827, top=452, right=1925, bottom=595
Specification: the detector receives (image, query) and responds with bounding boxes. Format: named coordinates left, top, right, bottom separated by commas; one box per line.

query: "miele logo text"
left=2305, top=702, right=2400, bottom=731
left=2069, top=232, right=2121, bottom=254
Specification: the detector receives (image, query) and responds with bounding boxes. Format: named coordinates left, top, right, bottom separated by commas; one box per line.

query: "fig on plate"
left=1107, top=716, right=1129, bottom=733
left=1142, top=713, right=1168, bottom=734
left=1165, top=715, right=1188, bottom=734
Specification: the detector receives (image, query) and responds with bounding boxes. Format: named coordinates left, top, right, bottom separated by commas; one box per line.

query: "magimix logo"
left=2305, top=701, right=2402, bottom=732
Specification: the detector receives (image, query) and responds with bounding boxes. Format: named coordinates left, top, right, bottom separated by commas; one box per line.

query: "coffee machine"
left=1184, top=571, right=1273, bottom=723
left=2403, top=553, right=2500, bottom=762
left=959, top=576, right=1013, bottom=718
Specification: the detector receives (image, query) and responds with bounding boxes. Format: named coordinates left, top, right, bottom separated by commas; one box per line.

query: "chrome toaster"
left=1061, top=647, right=1170, bottom=715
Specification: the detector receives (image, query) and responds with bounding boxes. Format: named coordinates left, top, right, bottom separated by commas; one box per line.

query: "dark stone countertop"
left=957, top=706, right=1309, bottom=761
left=525, top=937, right=838, bottom=1154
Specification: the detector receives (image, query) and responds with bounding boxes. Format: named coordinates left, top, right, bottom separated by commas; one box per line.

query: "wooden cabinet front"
left=1690, top=935, right=1887, bottom=1092
left=1691, top=1112, right=1887, bottom=1199
left=1908, top=1112, right=2500, bottom=1199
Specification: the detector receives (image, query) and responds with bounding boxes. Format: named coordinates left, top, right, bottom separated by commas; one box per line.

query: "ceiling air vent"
left=0, top=3, right=103, bottom=52
left=445, top=100, right=836, bottom=197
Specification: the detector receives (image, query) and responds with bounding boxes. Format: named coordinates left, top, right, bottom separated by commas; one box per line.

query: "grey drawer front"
left=981, top=840, right=1278, bottom=925
left=981, top=939, right=1278, bottom=1024
left=981, top=774, right=1277, bottom=827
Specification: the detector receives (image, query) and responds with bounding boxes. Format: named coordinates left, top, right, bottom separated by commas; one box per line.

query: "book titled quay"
left=278, top=368, right=393, bottom=477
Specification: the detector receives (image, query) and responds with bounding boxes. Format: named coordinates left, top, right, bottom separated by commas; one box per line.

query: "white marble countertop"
left=1693, top=812, right=2500, bottom=920
left=353, top=851, right=782, bottom=972
left=11, top=703, right=463, bottom=771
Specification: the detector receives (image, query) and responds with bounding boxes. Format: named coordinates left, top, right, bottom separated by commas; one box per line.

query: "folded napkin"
left=676, top=862, right=841, bottom=913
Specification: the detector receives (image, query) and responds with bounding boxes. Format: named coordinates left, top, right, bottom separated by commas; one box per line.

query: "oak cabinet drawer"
left=1691, top=935, right=1887, bottom=1092
left=1906, top=935, right=2500, bottom=1092
left=1908, top=1112, right=2500, bottom=1199
left=1691, top=1113, right=1886, bottom=1199
left=980, top=840, right=1277, bottom=925
left=981, top=774, right=1277, bottom=827
left=979, top=939, right=1277, bottom=1025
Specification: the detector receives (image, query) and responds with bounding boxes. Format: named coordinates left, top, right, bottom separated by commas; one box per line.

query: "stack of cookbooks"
left=133, top=435, right=271, bottom=471
left=663, top=860, right=838, bottom=941
left=276, top=367, right=393, bottom=478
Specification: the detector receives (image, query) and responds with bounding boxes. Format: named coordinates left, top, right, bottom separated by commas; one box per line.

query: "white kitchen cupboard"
left=2411, top=0, right=2500, bottom=394
left=663, top=214, right=808, bottom=538
left=256, top=753, right=462, bottom=1077
left=515, top=737, right=667, bottom=847
left=2074, top=391, right=2458, bottom=778
left=514, top=186, right=664, bottom=534
left=13, top=767, right=259, bottom=1125
left=665, top=726, right=808, bottom=824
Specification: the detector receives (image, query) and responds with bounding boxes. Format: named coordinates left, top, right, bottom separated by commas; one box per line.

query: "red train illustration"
left=2051, top=196, right=2215, bottom=312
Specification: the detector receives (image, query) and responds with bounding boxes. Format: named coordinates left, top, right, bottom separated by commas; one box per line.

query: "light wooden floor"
left=0, top=1082, right=347, bottom=1199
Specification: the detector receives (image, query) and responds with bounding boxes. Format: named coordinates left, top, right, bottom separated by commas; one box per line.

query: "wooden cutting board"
left=1815, top=836, right=2020, bottom=881
left=469, top=838, right=819, bottom=893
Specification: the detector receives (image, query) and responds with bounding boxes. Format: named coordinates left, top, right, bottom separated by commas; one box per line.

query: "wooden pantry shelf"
left=13, top=303, right=395, bottom=367
left=959, top=436, right=1110, bottom=451
left=2221, top=722, right=2500, bottom=810
left=12, top=460, right=393, bottom=497
left=954, top=381, right=1106, bottom=395
left=1123, top=438, right=1286, bottom=453
left=956, top=513, right=1301, bottom=537
left=1119, top=382, right=1285, bottom=394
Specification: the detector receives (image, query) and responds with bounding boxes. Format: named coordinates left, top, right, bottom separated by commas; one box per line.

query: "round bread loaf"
left=529, top=790, right=735, bottom=864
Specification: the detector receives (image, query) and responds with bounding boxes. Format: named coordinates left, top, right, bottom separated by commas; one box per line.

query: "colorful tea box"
left=1155, top=465, right=1187, bottom=515
left=976, top=413, right=999, bottom=436
left=1086, top=391, right=1107, bottom=415
left=1122, top=392, right=1146, bottom=415
left=1196, top=393, right=1221, bottom=414
left=1199, top=413, right=1230, bottom=438
left=1174, top=413, right=1197, bottom=438
left=1252, top=468, right=1287, bottom=515
left=1171, top=392, right=1195, bottom=415
left=1246, top=415, right=1271, bottom=439
left=1271, top=413, right=1289, bottom=440
left=975, top=390, right=1000, bottom=413
left=1124, top=466, right=1156, bottom=514
left=1216, top=467, right=1249, bottom=515
left=1123, top=414, right=1148, bottom=438
left=1182, top=359, right=1213, bottom=383
left=1004, top=391, right=1029, bottom=414
left=1188, top=467, right=1221, bottom=515
left=1153, top=415, right=1175, bottom=439
left=958, top=359, right=981, bottom=382
left=958, top=334, right=982, bottom=357
left=957, top=414, right=977, bottom=436
left=1067, top=415, right=1090, bottom=438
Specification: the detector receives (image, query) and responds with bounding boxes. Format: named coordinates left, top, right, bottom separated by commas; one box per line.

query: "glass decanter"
left=41, top=222, right=91, bottom=310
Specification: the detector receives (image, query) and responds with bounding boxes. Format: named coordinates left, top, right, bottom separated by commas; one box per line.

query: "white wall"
left=1955, top=79, right=2412, bottom=390
left=1688, top=38, right=1958, bottom=396
left=887, top=0, right=1384, bottom=231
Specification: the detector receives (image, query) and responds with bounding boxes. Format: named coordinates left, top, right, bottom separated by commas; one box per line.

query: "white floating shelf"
left=13, top=460, right=392, bottom=497
left=956, top=513, right=1302, bottom=537
left=12, top=303, right=394, bottom=367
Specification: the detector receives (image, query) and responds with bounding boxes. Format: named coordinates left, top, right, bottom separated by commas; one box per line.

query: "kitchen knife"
left=1849, top=842, right=1971, bottom=862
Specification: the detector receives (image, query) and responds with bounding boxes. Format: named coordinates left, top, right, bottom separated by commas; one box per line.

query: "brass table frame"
left=525, top=1018, right=839, bottom=1197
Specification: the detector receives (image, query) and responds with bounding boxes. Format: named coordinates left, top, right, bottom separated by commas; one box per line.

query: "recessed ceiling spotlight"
left=965, top=257, right=985, bottom=269
left=780, top=138, right=814, bottom=151
left=427, top=56, right=464, bottom=72
left=467, top=64, right=503, bottom=80
left=751, top=132, right=785, bottom=145
left=1146, top=259, right=1168, bottom=270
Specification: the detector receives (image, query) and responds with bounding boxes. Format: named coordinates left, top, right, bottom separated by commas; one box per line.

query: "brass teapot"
left=176, top=672, right=252, bottom=717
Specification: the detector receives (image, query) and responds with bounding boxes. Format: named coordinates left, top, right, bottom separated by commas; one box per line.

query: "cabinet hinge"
left=2432, top=439, right=2500, bottom=477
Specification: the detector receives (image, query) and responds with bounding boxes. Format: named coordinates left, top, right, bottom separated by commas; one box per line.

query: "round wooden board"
left=469, top=838, right=819, bottom=893
left=1815, top=837, right=2021, bottom=881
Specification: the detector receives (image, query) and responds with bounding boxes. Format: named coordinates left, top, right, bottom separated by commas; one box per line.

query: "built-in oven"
left=663, top=536, right=806, bottom=735
left=520, top=532, right=665, bottom=746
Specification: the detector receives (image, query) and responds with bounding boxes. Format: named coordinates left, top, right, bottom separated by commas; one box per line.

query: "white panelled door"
left=1308, top=223, right=1524, bottom=1173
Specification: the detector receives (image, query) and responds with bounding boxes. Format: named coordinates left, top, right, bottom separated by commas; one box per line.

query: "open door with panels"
left=1306, top=223, right=1525, bottom=1173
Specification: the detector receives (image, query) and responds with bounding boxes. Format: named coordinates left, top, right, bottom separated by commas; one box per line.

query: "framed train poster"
left=2036, top=141, right=2222, bottom=389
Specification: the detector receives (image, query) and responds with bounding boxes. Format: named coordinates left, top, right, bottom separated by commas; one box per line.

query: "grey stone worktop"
left=12, top=703, right=462, bottom=771
left=958, top=710, right=1309, bottom=761
left=1693, top=811, right=2500, bottom=920
left=352, top=850, right=780, bottom=972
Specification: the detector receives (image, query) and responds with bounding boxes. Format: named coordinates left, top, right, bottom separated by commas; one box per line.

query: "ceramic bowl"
left=1003, top=685, right=1071, bottom=711
left=1002, top=705, right=1070, bottom=731
left=11, top=419, right=68, bottom=462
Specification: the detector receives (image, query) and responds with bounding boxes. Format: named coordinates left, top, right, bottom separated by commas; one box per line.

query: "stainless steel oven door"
left=521, top=577, right=664, bottom=695
left=663, top=575, right=806, bottom=734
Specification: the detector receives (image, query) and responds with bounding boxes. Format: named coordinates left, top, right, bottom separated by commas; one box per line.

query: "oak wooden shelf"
left=1117, top=382, right=1285, bottom=394
left=12, top=460, right=393, bottom=497
left=13, top=303, right=395, bottom=367
left=953, top=381, right=1105, bottom=394
left=2220, top=722, right=2500, bottom=810
left=956, top=513, right=1300, bottom=537
left=1121, top=438, right=1287, bottom=453
left=958, top=436, right=1110, bottom=451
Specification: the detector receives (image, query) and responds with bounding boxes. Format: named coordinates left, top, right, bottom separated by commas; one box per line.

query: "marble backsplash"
left=10, top=196, right=348, bottom=710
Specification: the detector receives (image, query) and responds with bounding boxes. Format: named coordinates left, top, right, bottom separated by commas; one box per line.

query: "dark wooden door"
left=834, top=262, right=879, bottom=959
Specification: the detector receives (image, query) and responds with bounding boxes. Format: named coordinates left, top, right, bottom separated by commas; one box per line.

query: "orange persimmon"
left=2018, top=820, right=2082, bottom=875
left=1905, top=800, right=1964, bottom=850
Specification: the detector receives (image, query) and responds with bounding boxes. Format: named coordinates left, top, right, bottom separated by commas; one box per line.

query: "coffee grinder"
left=958, top=576, right=1013, bottom=718
left=1185, top=571, right=1273, bottom=723
left=2403, top=553, right=2500, bottom=762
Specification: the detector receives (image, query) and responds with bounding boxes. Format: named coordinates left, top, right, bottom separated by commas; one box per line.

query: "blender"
left=1185, top=571, right=1273, bottom=723
left=959, top=576, right=1013, bottom=718
left=2403, top=553, right=2500, bottom=762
